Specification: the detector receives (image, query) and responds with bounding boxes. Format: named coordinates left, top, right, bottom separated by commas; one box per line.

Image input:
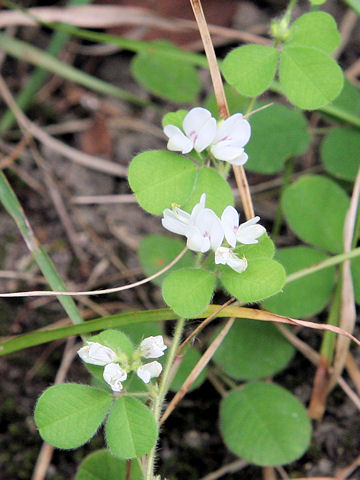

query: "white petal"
left=211, top=142, right=245, bottom=162
left=215, top=246, right=231, bottom=265
left=140, top=335, right=167, bottom=359
left=183, top=107, right=212, bottom=137
left=164, top=125, right=193, bottom=154
left=186, top=225, right=210, bottom=253
left=221, top=206, right=239, bottom=248
left=227, top=253, right=248, bottom=273
left=190, top=194, right=206, bottom=224
left=103, top=363, right=127, bottom=392
left=214, top=113, right=251, bottom=146
left=230, top=151, right=248, bottom=166
left=77, top=342, right=118, bottom=366
left=209, top=216, right=225, bottom=250
left=137, top=361, right=162, bottom=384
left=162, top=209, right=190, bottom=236
left=237, top=217, right=266, bottom=244
left=193, top=117, right=217, bottom=152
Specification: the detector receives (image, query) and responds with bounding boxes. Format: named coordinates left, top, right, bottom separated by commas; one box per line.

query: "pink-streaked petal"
left=186, top=226, right=210, bottom=253
left=211, top=143, right=245, bottom=162
left=164, top=125, right=193, bottom=154
left=214, top=113, right=251, bottom=146
left=183, top=107, right=213, bottom=137
left=194, top=117, right=217, bottom=152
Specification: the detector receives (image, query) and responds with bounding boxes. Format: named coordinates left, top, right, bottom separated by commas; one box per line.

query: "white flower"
left=236, top=217, right=266, bottom=245
left=211, top=113, right=251, bottom=165
left=221, top=206, right=266, bottom=246
left=163, top=107, right=217, bottom=154
left=77, top=342, right=118, bottom=366
left=103, top=363, right=127, bottom=392
left=137, top=361, right=163, bottom=384
left=162, top=193, right=224, bottom=253
left=215, top=246, right=248, bottom=273
left=140, top=335, right=167, bottom=359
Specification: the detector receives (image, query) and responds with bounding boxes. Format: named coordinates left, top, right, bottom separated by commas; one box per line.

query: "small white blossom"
left=77, top=342, right=118, bottom=366
left=236, top=217, right=266, bottom=245
left=103, top=363, right=127, bottom=392
left=140, top=335, right=167, bottom=359
left=211, top=113, right=251, bottom=165
left=221, top=206, right=266, bottom=246
left=137, top=361, right=163, bottom=384
left=215, top=246, right=248, bottom=273
left=163, top=107, right=216, bottom=154
left=162, top=193, right=224, bottom=253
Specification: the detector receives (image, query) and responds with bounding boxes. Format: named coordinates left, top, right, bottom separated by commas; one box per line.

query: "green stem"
left=285, top=246, right=360, bottom=284
left=146, top=317, right=185, bottom=480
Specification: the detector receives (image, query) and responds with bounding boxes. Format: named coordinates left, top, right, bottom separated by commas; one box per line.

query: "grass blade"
left=0, top=171, right=83, bottom=325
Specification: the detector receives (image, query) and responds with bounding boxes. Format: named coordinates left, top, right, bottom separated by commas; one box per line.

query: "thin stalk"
left=146, top=317, right=185, bottom=480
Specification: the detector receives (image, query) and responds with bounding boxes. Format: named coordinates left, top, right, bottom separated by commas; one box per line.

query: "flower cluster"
left=162, top=194, right=265, bottom=273
left=163, top=107, right=251, bottom=166
left=77, top=335, right=167, bottom=392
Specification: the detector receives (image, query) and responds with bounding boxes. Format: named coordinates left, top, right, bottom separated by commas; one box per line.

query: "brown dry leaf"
left=78, top=112, right=113, bottom=158
left=99, top=0, right=238, bottom=45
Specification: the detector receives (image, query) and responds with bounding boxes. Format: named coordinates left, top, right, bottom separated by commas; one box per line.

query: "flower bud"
left=140, top=336, right=167, bottom=359
left=137, top=361, right=163, bottom=384
left=103, top=363, right=127, bottom=392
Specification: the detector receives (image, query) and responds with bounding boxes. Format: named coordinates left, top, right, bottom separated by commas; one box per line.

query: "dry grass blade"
left=177, top=297, right=235, bottom=354
left=199, top=459, right=248, bottom=480
left=327, top=167, right=360, bottom=393
left=160, top=317, right=235, bottom=425
left=189, top=0, right=254, bottom=219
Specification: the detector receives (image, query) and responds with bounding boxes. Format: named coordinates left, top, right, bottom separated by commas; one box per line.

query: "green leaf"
left=75, top=449, right=144, bottom=480
left=170, top=347, right=207, bottom=392
left=89, top=329, right=134, bottom=357
left=220, top=382, right=311, bottom=466
left=204, top=84, right=250, bottom=117
left=287, top=12, right=341, bottom=53
left=128, top=150, right=197, bottom=215
left=131, top=41, right=201, bottom=102
left=282, top=175, right=350, bottom=253
left=321, top=127, right=360, bottom=181
left=162, top=110, right=188, bottom=129
left=162, top=268, right=216, bottom=317
left=280, top=46, right=344, bottom=109
left=222, top=45, right=279, bottom=97
left=213, top=320, right=294, bottom=380
left=221, top=258, right=286, bottom=303
left=182, top=168, right=234, bottom=216
left=320, top=78, right=360, bottom=127
left=309, top=0, right=327, bottom=4
left=139, top=234, right=194, bottom=286
left=105, top=397, right=157, bottom=459
left=234, top=233, right=275, bottom=260
left=34, top=384, right=112, bottom=449
left=262, top=247, right=336, bottom=318
left=246, top=104, right=310, bottom=173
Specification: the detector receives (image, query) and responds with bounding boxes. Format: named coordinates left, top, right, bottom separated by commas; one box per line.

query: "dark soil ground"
left=1, top=0, right=360, bottom=479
